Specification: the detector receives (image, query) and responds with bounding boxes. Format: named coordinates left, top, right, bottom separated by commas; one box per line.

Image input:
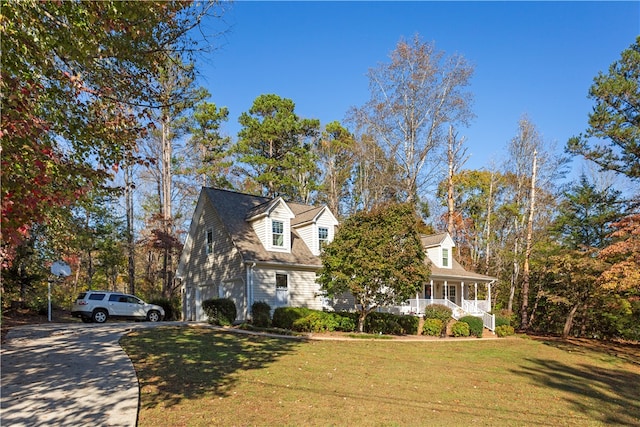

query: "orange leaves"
left=599, top=214, right=640, bottom=293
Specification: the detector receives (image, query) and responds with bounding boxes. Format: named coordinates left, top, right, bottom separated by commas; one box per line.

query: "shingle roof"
left=421, top=233, right=496, bottom=283
left=421, top=233, right=448, bottom=248
left=203, top=188, right=321, bottom=266
left=428, top=258, right=496, bottom=282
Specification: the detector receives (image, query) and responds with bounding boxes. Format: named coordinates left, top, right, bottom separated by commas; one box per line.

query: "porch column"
left=474, top=282, right=478, bottom=310
left=430, top=279, right=434, bottom=303
left=487, top=281, right=492, bottom=310
left=444, top=280, right=448, bottom=301
left=460, top=281, right=464, bottom=307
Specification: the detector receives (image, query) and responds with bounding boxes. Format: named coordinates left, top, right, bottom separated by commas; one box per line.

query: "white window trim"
left=442, top=248, right=449, bottom=267
left=271, top=219, right=285, bottom=248
left=275, top=272, right=289, bottom=289
left=318, top=226, right=329, bottom=252
left=206, top=228, right=214, bottom=255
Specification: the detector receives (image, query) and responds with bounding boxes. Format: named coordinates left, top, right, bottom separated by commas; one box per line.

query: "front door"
left=275, top=273, right=289, bottom=307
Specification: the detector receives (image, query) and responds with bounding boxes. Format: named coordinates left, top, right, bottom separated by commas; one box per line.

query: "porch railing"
left=400, top=298, right=495, bottom=331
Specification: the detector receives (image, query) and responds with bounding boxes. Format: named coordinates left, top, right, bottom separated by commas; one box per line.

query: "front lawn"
left=121, top=327, right=640, bottom=426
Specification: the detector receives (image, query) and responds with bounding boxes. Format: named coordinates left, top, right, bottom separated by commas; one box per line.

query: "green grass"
left=121, top=327, right=640, bottom=426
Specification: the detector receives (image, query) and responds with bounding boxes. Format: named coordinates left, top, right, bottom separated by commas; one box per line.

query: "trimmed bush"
left=423, top=304, right=453, bottom=323
left=423, top=318, right=443, bottom=336
left=202, top=298, right=237, bottom=326
left=149, top=297, right=180, bottom=321
left=396, top=314, right=420, bottom=335
left=272, top=307, right=314, bottom=330
left=460, top=315, right=483, bottom=338
left=293, top=312, right=339, bottom=333
left=251, top=301, right=271, bottom=328
left=363, top=312, right=420, bottom=335
left=451, top=321, right=470, bottom=337
left=333, top=312, right=357, bottom=332
left=365, top=312, right=403, bottom=335
left=495, top=325, right=515, bottom=337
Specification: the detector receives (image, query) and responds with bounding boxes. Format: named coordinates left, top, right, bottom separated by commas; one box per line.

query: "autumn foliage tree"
left=1, top=1, right=220, bottom=265
left=317, top=203, right=431, bottom=332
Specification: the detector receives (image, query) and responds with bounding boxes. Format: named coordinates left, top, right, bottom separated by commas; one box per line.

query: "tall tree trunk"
left=520, top=150, right=537, bottom=330
left=484, top=172, right=494, bottom=275
left=125, top=163, right=135, bottom=295
left=161, top=118, right=173, bottom=297
left=447, top=126, right=455, bottom=237
left=508, top=228, right=519, bottom=312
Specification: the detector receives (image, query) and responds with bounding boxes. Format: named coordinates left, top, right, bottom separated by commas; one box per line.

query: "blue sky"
left=197, top=1, right=639, bottom=174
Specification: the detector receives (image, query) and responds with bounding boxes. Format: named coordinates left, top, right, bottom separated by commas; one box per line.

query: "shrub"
left=495, top=325, right=515, bottom=337
left=272, top=307, right=314, bottom=330
left=365, top=312, right=414, bottom=335
left=293, top=312, right=339, bottom=333
left=495, top=311, right=513, bottom=328
left=251, top=301, right=271, bottom=328
left=451, top=321, right=470, bottom=337
left=149, top=297, right=181, bottom=321
left=423, top=318, right=443, bottom=336
left=396, top=315, right=420, bottom=335
left=423, top=304, right=453, bottom=323
left=460, top=315, right=483, bottom=338
left=202, top=298, right=237, bottom=326
left=333, top=312, right=357, bottom=332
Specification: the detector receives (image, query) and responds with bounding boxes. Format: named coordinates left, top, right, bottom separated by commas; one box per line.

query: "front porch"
left=394, top=279, right=496, bottom=331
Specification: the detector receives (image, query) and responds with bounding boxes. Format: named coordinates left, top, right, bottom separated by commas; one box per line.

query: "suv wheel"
left=147, top=310, right=161, bottom=322
left=92, top=309, right=108, bottom=323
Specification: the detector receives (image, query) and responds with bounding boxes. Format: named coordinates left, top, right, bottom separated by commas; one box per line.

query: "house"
left=396, top=232, right=497, bottom=330
left=176, top=188, right=339, bottom=322
left=177, top=188, right=497, bottom=330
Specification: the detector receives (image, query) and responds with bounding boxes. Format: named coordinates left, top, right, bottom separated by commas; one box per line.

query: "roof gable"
left=200, top=188, right=324, bottom=266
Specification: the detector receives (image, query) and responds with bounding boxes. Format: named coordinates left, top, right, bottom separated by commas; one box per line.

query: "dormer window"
left=318, top=227, right=329, bottom=250
left=272, top=220, right=284, bottom=247
left=442, top=248, right=449, bottom=267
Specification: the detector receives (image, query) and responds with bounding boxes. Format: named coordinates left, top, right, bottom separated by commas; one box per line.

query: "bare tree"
left=350, top=34, right=474, bottom=205
left=445, top=126, right=469, bottom=241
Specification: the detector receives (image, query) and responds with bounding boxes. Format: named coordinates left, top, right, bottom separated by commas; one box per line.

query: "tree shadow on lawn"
left=122, top=326, right=305, bottom=410
left=510, top=356, right=640, bottom=425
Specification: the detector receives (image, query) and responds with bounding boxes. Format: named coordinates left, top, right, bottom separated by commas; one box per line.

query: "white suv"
left=72, top=291, right=165, bottom=323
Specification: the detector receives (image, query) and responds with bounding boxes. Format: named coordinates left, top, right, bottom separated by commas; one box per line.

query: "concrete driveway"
left=1, top=322, right=185, bottom=427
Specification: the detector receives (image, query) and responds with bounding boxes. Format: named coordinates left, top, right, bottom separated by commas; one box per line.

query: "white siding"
left=251, top=266, right=323, bottom=311
left=251, top=218, right=267, bottom=248
left=296, top=224, right=315, bottom=253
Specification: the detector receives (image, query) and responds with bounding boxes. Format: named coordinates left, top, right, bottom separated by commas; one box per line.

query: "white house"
left=176, top=188, right=338, bottom=322
left=177, top=188, right=496, bottom=329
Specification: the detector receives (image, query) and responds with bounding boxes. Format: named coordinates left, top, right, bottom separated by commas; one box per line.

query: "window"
left=442, top=248, right=449, bottom=267
left=448, top=285, right=456, bottom=300
left=89, top=293, right=106, bottom=301
left=109, top=294, right=124, bottom=302
left=276, top=273, right=288, bottom=289
left=318, top=227, right=329, bottom=250
left=206, top=228, right=214, bottom=255
left=272, top=220, right=284, bottom=247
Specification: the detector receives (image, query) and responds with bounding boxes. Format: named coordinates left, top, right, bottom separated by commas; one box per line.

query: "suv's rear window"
left=88, top=293, right=106, bottom=300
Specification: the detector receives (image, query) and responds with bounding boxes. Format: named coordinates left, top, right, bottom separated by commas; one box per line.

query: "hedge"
left=251, top=301, right=271, bottom=328
left=202, top=298, right=237, bottom=326
left=272, top=307, right=314, bottom=330
left=423, top=318, right=443, bottom=336
left=451, top=321, right=470, bottom=337
left=459, top=315, right=483, bottom=338
left=495, top=325, right=515, bottom=337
